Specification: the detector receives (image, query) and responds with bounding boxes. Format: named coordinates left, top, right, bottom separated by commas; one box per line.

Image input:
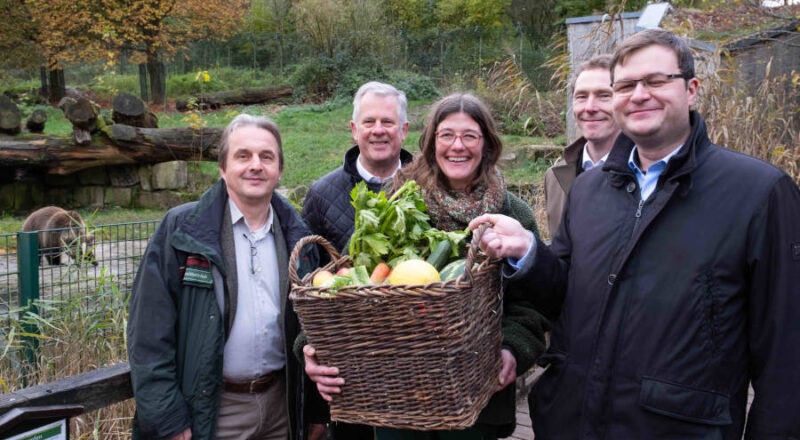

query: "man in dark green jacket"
left=127, top=114, right=319, bottom=440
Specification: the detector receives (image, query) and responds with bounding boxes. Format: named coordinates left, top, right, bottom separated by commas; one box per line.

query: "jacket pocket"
left=530, top=350, right=569, bottom=415
left=639, top=376, right=731, bottom=426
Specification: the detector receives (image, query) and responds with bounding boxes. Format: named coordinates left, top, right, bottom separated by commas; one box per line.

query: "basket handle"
left=288, top=234, right=341, bottom=285
left=463, top=222, right=492, bottom=284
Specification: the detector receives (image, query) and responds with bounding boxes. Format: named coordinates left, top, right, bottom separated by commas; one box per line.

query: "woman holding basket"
left=304, top=93, right=551, bottom=440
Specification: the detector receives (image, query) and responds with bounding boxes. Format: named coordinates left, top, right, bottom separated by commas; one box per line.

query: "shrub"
left=289, top=58, right=338, bottom=101
left=386, top=70, right=440, bottom=101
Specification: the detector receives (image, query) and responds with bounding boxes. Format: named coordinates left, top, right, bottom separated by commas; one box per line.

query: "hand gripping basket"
left=288, top=225, right=503, bottom=430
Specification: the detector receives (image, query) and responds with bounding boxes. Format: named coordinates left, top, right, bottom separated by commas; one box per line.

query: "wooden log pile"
left=0, top=92, right=222, bottom=175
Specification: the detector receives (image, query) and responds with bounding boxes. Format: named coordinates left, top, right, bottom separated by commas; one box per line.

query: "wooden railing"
left=0, top=362, right=132, bottom=416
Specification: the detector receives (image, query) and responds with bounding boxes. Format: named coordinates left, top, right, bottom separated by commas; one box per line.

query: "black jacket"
left=514, top=112, right=800, bottom=439
left=302, top=145, right=413, bottom=253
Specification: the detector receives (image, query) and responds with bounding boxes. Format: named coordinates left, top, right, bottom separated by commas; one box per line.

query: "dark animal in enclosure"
left=22, top=206, right=97, bottom=266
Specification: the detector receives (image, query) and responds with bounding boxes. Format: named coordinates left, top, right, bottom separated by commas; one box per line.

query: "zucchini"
left=440, top=259, right=466, bottom=281
left=426, top=240, right=452, bottom=271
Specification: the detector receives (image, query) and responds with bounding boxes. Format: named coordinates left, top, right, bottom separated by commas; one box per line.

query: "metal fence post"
left=16, top=231, right=40, bottom=376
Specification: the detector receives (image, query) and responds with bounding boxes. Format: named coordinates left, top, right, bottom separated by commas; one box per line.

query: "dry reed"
left=697, top=60, right=800, bottom=184
left=1, top=269, right=133, bottom=439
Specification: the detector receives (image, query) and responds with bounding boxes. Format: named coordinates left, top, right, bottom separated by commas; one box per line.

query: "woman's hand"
left=303, top=345, right=345, bottom=401
left=496, top=348, right=518, bottom=391
left=469, top=214, right=534, bottom=261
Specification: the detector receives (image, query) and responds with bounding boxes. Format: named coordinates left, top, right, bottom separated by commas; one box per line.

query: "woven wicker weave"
left=288, top=225, right=503, bottom=430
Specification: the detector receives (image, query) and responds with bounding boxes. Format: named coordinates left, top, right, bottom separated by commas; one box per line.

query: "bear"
left=22, top=206, right=97, bottom=266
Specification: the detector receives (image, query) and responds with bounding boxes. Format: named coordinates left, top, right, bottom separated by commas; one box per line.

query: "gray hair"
left=352, top=81, right=408, bottom=126
left=218, top=114, right=284, bottom=170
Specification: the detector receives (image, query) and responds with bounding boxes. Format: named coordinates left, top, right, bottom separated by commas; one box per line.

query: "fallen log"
left=175, top=86, right=293, bottom=112
left=0, top=124, right=222, bottom=174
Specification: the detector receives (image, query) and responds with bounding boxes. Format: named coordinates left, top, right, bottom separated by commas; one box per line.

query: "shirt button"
left=626, top=182, right=636, bottom=193
left=608, top=274, right=617, bottom=285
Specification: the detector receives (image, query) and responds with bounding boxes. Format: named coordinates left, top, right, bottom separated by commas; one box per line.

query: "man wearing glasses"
left=543, top=54, right=621, bottom=238
left=469, top=29, right=800, bottom=438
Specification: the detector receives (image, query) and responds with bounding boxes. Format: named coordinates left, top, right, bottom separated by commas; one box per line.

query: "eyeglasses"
left=436, top=130, right=483, bottom=147
left=611, top=73, right=689, bottom=95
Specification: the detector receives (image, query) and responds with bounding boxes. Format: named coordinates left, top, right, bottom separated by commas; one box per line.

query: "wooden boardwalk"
left=509, top=396, right=534, bottom=439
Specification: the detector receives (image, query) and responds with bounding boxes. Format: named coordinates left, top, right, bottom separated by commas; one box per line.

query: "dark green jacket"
left=127, top=180, right=318, bottom=440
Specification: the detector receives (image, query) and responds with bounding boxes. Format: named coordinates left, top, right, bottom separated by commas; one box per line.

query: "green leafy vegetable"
left=348, top=180, right=469, bottom=271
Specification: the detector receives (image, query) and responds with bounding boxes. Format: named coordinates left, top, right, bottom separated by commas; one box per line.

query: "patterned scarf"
left=424, top=171, right=506, bottom=231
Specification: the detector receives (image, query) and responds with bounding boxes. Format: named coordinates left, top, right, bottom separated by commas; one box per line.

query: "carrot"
left=370, top=262, right=391, bottom=284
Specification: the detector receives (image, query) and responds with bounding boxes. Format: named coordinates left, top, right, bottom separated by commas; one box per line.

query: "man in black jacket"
left=302, top=81, right=413, bottom=254
left=301, top=82, right=413, bottom=439
left=470, top=29, right=800, bottom=439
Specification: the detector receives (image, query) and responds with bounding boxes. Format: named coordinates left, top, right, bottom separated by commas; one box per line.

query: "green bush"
left=385, top=70, right=440, bottom=101
left=289, top=58, right=338, bottom=101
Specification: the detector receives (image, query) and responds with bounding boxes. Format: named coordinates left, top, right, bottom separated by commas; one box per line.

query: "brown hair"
left=610, top=29, right=695, bottom=83
left=218, top=114, right=284, bottom=170
left=569, top=54, right=613, bottom=91
left=392, top=93, right=502, bottom=193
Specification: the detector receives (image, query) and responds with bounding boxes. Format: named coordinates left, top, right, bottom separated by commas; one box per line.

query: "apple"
left=336, top=267, right=351, bottom=276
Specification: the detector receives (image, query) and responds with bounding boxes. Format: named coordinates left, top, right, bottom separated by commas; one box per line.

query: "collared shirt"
left=356, top=155, right=402, bottom=184
left=628, top=145, right=683, bottom=201
left=221, top=200, right=284, bottom=379
left=581, top=143, right=610, bottom=171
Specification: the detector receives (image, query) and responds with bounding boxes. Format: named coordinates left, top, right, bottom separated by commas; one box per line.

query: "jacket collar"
left=604, top=111, right=709, bottom=187
left=171, top=179, right=313, bottom=270
left=342, top=145, right=414, bottom=180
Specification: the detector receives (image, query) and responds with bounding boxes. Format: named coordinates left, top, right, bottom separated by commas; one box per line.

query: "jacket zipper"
left=631, top=198, right=645, bottom=238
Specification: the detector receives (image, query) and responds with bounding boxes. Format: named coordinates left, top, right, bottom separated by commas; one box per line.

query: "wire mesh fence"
left=0, top=220, right=159, bottom=330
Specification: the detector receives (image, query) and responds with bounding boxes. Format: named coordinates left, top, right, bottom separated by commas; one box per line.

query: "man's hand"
left=495, top=349, right=518, bottom=392
left=170, top=428, right=192, bottom=440
left=304, top=345, right=344, bottom=401
left=469, top=214, right=533, bottom=261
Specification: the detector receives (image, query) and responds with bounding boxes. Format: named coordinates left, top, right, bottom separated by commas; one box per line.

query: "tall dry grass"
left=697, top=61, right=800, bottom=184
left=1, top=267, right=133, bottom=439
left=477, top=58, right=565, bottom=138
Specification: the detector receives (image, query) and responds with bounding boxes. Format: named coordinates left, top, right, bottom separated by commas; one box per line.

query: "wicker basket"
left=288, top=225, right=503, bottom=430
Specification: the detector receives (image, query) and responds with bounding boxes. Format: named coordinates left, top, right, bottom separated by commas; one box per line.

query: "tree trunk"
left=138, top=63, right=150, bottom=102
left=146, top=53, right=166, bottom=104
left=175, top=86, right=293, bottom=112
left=112, top=93, right=158, bottom=128
left=0, top=125, right=222, bottom=175
left=0, top=95, right=22, bottom=135
left=25, top=109, right=47, bottom=133
left=48, top=67, right=65, bottom=104
left=39, top=67, right=48, bottom=99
